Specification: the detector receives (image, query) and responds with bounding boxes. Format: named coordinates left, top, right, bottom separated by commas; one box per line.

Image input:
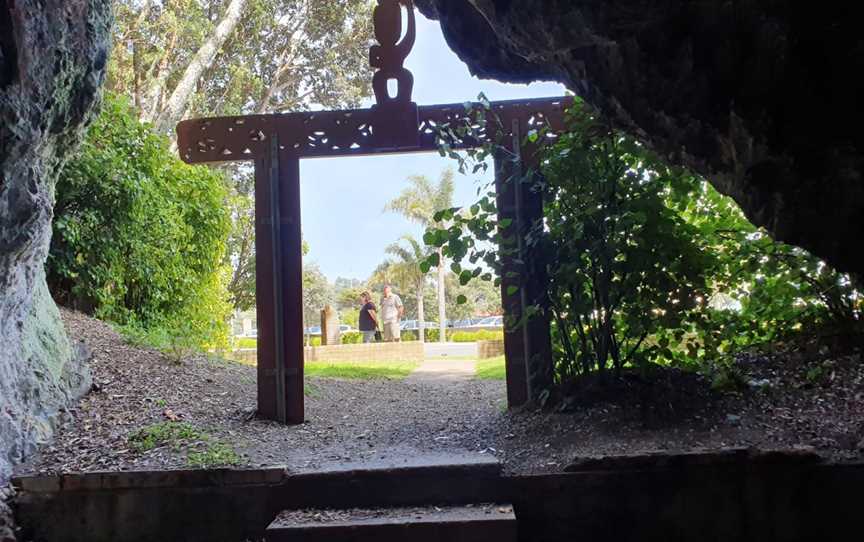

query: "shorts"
left=383, top=321, right=401, bottom=342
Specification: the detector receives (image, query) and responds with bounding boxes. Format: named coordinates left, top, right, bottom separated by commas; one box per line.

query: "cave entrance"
left=175, top=0, right=569, bottom=424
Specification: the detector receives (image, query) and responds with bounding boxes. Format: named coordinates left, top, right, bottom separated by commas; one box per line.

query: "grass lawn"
left=475, top=356, right=506, bottom=380
left=235, top=337, right=257, bottom=348
left=304, top=360, right=418, bottom=380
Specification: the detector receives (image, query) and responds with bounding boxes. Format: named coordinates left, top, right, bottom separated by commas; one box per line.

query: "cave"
left=415, top=0, right=864, bottom=279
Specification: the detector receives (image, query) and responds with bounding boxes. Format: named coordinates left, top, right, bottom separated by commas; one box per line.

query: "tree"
left=385, top=235, right=432, bottom=342
left=386, top=169, right=455, bottom=342
left=225, top=170, right=256, bottom=310
left=49, top=93, right=233, bottom=348
left=152, top=0, right=247, bottom=133
left=446, top=273, right=501, bottom=320
left=110, top=0, right=374, bottom=134
left=302, top=262, right=333, bottom=344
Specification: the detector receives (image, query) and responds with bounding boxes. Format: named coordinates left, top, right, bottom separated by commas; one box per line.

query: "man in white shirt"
left=379, top=285, right=404, bottom=342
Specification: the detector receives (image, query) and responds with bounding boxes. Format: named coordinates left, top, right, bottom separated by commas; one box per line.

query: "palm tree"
left=385, top=235, right=431, bottom=342
left=385, top=169, right=455, bottom=343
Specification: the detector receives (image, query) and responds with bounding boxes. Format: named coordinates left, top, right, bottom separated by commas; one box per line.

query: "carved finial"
left=370, top=0, right=416, bottom=107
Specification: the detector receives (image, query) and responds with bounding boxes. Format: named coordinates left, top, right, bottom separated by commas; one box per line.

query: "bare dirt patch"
left=16, top=310, right=864, bottom=477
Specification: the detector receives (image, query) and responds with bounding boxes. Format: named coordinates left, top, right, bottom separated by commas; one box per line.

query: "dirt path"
left=406, top=359, right=476, bottom=383
left=19, top=309, right=864, bottom=479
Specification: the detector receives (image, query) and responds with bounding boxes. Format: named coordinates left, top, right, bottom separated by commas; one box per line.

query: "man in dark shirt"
left=358, top=291, right=378, bottom=343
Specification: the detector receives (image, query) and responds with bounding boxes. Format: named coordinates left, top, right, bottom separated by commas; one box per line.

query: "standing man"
left=358, top=291, right=378, bottom=344
left=380, top=285, right=404, bottom=342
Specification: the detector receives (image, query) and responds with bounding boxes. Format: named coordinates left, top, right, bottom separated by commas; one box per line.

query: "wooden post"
left=177, top=96, right=569, bottom=423
left=254, top=139, right=305, bottom=424
left=278, top=147, right=305, bottom=424
left=495, top=119, right=554, bottom=408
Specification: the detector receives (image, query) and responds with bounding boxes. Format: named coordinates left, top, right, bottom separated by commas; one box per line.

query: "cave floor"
left=16, top=310, right=864, bottom=477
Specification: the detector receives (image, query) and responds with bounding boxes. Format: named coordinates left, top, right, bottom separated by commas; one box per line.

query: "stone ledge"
left=12, top=466, right=288, bottom=493
left=564, top=446, right=824, bottom=472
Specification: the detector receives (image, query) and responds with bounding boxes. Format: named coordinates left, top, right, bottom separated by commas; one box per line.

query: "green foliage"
left=422, top=97, right=862, bottom=394
left=129, top=421, right=202, bottom=452
left=110, top=0, right=374, bottom=126
left=50, top=94, right=233, bottom=350
left=341, top=331, right=363, bottom=344
left=225, top=172, right=257, bottom=311
left=129, top=421, right=242, bottom=468
left=541, top=109, right=713, bottom=378
left=341, top=308, right=360, bottom=329
left=385, top=170, right=456, bottom=340
left=450, top=329, right=504, bottom=343
left=302, top=263, right=334, bottom=333
left=400, top=328, right=441, bottom=342
left=187, top=442, right=242, bottom=469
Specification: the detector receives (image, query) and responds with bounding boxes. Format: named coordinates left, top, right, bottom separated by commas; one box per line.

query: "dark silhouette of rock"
left=415, top=1, right=864, bottom=277
left=0, top=0, right=111, bottom=483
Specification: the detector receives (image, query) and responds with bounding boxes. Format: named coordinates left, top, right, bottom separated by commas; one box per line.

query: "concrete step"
left=274, top=451, right=506, bottom=509
left=266, top=504, right=516, bottom=542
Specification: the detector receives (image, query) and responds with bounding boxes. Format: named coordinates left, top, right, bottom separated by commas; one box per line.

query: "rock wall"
left=0, top=1, right=112, bottom=484
left=415, top=1, right=864, bottom=278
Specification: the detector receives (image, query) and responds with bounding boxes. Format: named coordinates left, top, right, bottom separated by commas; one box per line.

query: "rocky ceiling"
left=415, top=0, right=864, bottom=278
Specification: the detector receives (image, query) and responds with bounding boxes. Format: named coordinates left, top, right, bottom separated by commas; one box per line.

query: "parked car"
left=447, top=318, right=484, bottom=328
left=339, top=324, right=353, bottom=332
left=471, top=316, right=503, bottom=328
left=247, top=329, right=258, bottom=338
left=400, top=320, right=438, bottom=331
left=304, top=326, right=321, bottom=336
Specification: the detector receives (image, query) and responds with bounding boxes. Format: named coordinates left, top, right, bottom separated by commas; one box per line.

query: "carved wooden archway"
left=177, top=0, right=570, bottom=423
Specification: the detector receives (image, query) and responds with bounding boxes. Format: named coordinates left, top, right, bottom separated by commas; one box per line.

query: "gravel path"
left=405, top=359, right=477, bottom=383
left=16, top=310, right=864, bottom=478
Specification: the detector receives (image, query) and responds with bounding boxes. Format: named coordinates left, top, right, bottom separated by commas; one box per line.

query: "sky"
left=299, top=12, right=566, bottom=282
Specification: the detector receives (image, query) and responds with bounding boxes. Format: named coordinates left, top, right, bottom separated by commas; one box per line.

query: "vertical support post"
left=269, top=137, right=287, bottom=422
left=495, top=118, right=554, bottom=408
left=278, top=147, right=305, bottom=424
left=254, top=137, right=304, bottom=424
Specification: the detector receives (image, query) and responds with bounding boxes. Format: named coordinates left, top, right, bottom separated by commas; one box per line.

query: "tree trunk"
left=153, top=0, right=246, bottom=133
left=437, top=247, right=446, bottom=343
left=417, top=285, right=425, bottom=343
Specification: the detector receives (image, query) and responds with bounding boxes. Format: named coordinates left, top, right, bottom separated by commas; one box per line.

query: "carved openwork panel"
left=177, top=97, right=572, bottom=163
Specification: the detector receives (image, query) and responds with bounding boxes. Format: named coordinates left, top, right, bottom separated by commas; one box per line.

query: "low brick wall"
left=227, top=342, right=425, bottom=365
left=304, top=341, right=424, bottom=363
left=228, top=348, right=257, bottom=364
left=477, top=339, right=505, bottom=359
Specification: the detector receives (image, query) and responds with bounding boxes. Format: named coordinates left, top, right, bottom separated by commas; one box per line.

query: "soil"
left=16, top=310, right=864, bottom=478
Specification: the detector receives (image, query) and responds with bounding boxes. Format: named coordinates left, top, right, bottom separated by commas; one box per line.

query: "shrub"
left=451, top=329, right=503, bottom=343
left=425, top=99, right=863, bottom=398
left=341, top=331, right=362, bottom=344
left=539, top=111, right=712, bottom=378
left=49, top=93, right=232, bottom=350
